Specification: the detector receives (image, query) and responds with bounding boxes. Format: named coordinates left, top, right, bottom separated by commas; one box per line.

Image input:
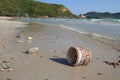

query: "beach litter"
left=66, top=47, right=92, bottom=66
left=23, top=47, right=39, bottom=54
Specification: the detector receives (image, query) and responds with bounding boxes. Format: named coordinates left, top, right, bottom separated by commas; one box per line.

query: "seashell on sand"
left=27, top=36, right=33, bottom=40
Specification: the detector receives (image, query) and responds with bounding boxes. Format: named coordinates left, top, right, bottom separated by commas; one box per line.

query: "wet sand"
left=0, top=17, right=120, bottom=80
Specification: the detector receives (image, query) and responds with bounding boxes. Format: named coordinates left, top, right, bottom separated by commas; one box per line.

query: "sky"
left=36, top=0, right=120, bottom=15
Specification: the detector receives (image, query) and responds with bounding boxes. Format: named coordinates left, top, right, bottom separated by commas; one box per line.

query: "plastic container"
left=67, top=47, right=92, bottom=66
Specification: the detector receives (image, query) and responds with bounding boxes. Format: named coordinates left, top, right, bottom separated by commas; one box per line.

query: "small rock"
left=116, top=63, right=119, bottom=65
left=82, top=77, right=86, bottom=79
left=16, top=35, right=21, bottom=38
left=98, top=73, right=102, bottom=75
left=118, top=60, right=120, bottom=63
left=10, top=57, right=14, bottom=60
left=111, top=62, right=116, bottom=67
left=103, top=61, right=109, bottom=64
left=2, top=60, right=9, bottom=63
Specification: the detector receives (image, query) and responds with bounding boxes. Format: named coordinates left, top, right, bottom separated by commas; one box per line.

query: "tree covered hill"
left=0, top=0, right=75, bottom=18
left=83, top=12, right=120, bottom=19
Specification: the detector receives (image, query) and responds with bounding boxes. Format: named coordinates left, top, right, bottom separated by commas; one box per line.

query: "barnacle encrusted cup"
left=67, top=47, right=92, bottom=66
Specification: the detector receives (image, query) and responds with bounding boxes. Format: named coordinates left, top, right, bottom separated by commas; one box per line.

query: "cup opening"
left=67, top=47, right=78, bottom=66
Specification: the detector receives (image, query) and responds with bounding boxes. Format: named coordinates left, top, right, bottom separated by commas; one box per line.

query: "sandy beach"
left=0, top=17, right=120, bottom=80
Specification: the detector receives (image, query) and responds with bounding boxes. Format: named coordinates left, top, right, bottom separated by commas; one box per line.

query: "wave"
left=60, top=24, right=88, bottom=35
left=87, top=19, right=120, bottom=25
left=60, top=24, right=116, bottom=41
left=22, top=18, right=120, bottom=41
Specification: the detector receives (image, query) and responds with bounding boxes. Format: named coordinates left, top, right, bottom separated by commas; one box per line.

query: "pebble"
left=97, top=73, right=103, bottom=76
left=16, top=35, right=21, bottom=38
left=2, top=60, right=9, bottom=63
left=27, top=36, right=32, bottom=40
left=82, top=77, right=86, bottom=79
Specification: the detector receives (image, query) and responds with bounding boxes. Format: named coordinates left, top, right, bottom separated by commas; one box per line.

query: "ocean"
left=22, top=18, right=120, bottom=42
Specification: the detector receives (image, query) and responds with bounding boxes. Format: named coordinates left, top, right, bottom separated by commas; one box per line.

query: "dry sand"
left=0, top=17, right=120, bottom=80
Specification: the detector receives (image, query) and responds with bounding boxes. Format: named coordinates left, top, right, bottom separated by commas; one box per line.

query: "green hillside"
left=83, top=12, right=120, bottom=19
left=0, top=0, right=75, bottom=18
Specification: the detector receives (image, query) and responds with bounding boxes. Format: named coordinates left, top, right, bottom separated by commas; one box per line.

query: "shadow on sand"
left=50, top=58, right=69, bottom=66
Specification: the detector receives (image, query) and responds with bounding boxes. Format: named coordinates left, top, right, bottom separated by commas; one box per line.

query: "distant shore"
left=0, top=17, right=120, bottom=80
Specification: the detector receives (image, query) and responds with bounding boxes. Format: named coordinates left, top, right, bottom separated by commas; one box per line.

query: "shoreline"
left=0, top=17, right=120, bottom=80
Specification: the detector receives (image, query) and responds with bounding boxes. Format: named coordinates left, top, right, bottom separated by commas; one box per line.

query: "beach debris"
left=66, top=47, right=92, bottom=66
left=103, top=60, right=120, bottom=68
left=23, top=47, right=39, bottom=54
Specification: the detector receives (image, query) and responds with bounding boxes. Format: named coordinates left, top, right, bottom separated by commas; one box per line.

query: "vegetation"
left=0, top=0, right=75, bottom=18
left=83, top=12, right=120, bottom=19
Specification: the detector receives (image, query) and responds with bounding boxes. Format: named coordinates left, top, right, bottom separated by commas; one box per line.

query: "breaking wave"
left=60, top=24, right=117, bottom=41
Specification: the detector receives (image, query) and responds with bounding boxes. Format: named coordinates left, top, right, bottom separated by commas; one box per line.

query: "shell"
left=27, top=36, right=33, bottom=40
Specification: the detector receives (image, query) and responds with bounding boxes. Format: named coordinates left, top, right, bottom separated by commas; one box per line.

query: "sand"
left=0, top=17, right=120, bottom=80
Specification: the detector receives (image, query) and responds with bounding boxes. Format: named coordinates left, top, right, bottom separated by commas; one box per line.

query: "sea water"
left=22, top=18, right=120, bottom=42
